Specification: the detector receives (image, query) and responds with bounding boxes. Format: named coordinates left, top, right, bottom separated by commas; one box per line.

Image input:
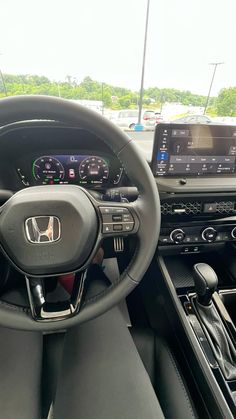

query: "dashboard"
left=1, top=120, right=236, bottom=259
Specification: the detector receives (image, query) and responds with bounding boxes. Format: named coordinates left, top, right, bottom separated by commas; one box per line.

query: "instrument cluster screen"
left=32, top=154, right=123, bottom=186
left=152, top=124, right=236, bottom=177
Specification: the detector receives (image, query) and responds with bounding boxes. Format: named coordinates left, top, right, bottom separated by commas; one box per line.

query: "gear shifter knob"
left=193, top=263, right=218, bottom=306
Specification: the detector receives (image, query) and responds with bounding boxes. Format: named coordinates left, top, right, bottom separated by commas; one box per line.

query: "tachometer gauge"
left=79, top=156, right=109, bottom=183
left=33, top=156, right=65, bottom=184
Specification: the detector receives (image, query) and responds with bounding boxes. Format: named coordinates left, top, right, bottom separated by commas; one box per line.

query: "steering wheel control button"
left=202, top=227, right=217, bottom=242
left=100, top=206, right=135, bottom=235
left=100, top=207, right=114, bottom=214
left=100, top=206, right=129, bottom=214
left=122, top=213, right=134, bottom=222
left=170, top=229, right=185, bottom=243
left=123, top=223, right=134, bottom=232
left=113, top=224, right=123, bottom=231
left=103, top=224, right=113, bottom=233
left=112, top=214, right=122, bottom=222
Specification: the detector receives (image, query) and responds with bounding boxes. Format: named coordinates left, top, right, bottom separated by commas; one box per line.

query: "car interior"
left=0, top=95, right=235, bottom=418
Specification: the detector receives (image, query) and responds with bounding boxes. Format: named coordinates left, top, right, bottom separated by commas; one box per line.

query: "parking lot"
left=125, top=130, right=155, bottom=160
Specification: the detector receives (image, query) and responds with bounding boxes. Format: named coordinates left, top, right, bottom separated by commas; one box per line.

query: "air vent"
left=161, top=202, right=202, bottom=215
left=161, top=200, right=236, bottom=216
left=216, top=201, right=235, bottom=214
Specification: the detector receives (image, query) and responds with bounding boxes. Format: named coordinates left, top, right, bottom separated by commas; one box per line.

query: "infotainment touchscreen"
left=152, top=124, right=236, bottom=177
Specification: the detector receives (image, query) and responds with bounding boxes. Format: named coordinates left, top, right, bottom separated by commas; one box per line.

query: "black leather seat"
left=43, top=318, right=198, bottom=419
left=131, top=328, right=198, bottom=419
left=2, top=281, right=198, bottom=419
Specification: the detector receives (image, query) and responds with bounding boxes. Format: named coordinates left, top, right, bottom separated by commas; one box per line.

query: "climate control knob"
left=202, top=227, right=217, bottom=243
left=231, top=227, right=236, bottom=239
left=170, top=229, right=185, bottom=244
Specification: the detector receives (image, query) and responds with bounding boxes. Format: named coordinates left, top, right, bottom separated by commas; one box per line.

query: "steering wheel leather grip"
left=0, top=95, right=161, bottom=331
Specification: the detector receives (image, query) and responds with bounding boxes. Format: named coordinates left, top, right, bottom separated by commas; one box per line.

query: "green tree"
left=0, top=72, right=220, bottom=112
left=216, top=87, right=236, bottom=116
left=118, top=94, right=133, bottom=108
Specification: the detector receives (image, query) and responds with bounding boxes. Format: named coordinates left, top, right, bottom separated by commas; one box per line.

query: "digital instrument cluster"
left=32, top=154, right=123, bottom=186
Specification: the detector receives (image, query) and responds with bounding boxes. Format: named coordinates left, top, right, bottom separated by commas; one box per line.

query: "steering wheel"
left=0, top=95, right=160, bottom=331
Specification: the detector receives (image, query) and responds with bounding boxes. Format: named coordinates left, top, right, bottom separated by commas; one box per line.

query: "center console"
left=151, top=123, right=236, bottom=417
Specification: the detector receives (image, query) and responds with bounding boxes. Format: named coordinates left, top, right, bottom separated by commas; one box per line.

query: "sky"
left=0, top=0, right=235, bottom=96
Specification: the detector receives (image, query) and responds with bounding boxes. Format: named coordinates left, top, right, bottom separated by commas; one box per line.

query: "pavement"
left=124, top=130, right=155, bottom=161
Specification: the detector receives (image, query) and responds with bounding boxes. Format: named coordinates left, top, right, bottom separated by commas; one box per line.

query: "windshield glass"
left=0, top=0, right=235, bottom=159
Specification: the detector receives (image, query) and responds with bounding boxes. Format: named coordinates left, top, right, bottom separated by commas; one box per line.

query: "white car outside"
left=111, top=109, right=156, bottom=130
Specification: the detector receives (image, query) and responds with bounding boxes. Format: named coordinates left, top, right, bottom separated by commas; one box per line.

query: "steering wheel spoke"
left=25, top=270, right=88, bottom=322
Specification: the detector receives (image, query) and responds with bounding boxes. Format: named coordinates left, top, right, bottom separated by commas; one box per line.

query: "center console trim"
left=156, top=177, right=236, bottom=193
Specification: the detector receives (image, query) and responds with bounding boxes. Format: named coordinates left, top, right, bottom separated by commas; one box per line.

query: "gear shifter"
left=193, top=263, right=218, bottom=306
left=193, top=263, right=236, bottom=380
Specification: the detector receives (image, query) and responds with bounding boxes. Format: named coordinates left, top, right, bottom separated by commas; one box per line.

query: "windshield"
left=0, top=0, right=235, bottom=159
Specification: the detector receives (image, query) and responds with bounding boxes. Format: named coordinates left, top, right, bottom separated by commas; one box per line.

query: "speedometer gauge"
left=79, top=156, right=109, bottom=183
left=33, top=156, right=65, bottom=184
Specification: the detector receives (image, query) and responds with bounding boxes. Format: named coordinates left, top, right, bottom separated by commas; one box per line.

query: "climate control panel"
left=159, top=223, right=236, bottom=253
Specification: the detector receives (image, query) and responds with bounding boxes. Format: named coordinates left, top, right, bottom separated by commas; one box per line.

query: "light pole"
left=203, top=62, right=224, bottom=114
left=57, top=82, right=61, bottom=97
left=0, top=53, right=7, bottom=97
left=138, top=0, right=150, bottom=125
left=160, top=92, right=164, bottom=113
left=101, top=82, right=104, bottom=115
